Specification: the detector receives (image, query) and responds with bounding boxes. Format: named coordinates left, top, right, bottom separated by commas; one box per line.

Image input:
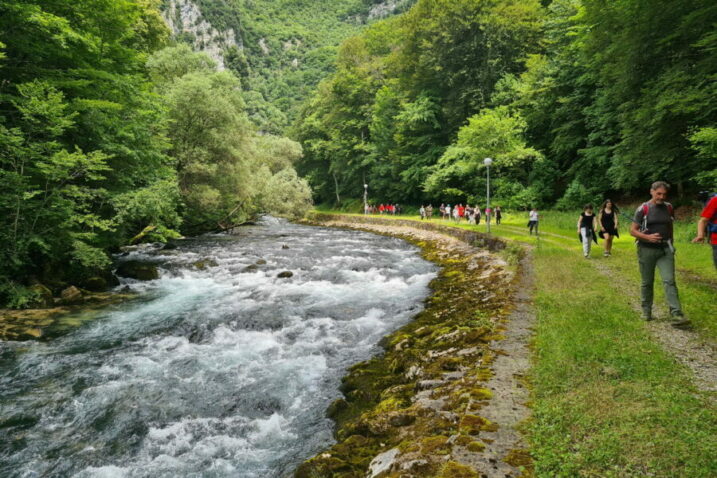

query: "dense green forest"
left=0, top=1, right=311, bottom=307
left=171, top=0, right=415, bottom=133
left=294, top=0, right=717, bottom=209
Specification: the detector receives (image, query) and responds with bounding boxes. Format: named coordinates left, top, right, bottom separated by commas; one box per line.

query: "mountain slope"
left=162, top=0, right=414, bottom=132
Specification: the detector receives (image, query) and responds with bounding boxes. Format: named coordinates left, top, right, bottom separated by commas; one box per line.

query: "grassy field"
left=316, top=209, right=717, bottom=477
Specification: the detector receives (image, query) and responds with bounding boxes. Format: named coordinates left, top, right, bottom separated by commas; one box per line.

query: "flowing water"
left=0, top=218, right=437, bottom=478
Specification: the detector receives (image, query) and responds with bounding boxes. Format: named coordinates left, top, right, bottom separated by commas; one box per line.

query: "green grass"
left=313, top=209, right=717, bottom=477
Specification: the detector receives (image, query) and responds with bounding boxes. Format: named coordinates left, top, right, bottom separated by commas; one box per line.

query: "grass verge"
left=312, top=211, right=717, bottom=477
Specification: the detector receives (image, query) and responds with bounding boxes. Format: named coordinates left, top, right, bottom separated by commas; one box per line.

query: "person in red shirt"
left=692, top=193, right=717, bottom=269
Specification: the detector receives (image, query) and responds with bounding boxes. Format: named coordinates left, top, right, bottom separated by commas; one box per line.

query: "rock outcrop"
left=162, top=0, right=243, bottom=70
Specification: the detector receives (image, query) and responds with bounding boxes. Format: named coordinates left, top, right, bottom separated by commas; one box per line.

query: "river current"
left=0, top=218, right=437, bottom=478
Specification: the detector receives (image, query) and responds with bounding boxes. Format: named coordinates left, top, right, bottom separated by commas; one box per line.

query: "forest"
left=1, top=0, right=715, bottom=307
left=0, top=1, right=312, bottom=307
left=294, top=0, right=717, bottom=210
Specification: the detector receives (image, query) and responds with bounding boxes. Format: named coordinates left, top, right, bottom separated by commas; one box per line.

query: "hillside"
left=162, top=0, right=414, bottom=133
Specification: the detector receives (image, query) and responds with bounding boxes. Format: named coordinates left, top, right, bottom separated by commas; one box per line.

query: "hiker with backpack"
left=629, top=181, right=690, bottom=328
left=692, top=191, right=717, bottom=269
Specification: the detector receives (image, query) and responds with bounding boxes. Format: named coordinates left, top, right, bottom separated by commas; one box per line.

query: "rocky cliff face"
left=368, top=0, right=414, bottom=20
left=162, top=0, right=242, bottom=70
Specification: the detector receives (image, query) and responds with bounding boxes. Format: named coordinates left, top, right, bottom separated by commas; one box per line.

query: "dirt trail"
left=457, top=252, right=535, bottom=477
left=591, top=260, right=717, bottom=393
left=502, top=222, right=717, bottom=394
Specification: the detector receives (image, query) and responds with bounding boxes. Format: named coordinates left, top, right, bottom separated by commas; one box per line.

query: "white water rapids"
left=0, top=218, right=437, bottom=477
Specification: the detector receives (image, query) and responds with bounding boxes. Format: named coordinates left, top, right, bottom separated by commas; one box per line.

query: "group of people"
left=361, top=181, right=716, bottom=332
left=575, top=199, right=620, bottom=258
left=420, top=204, right=502, bottom=225
left=365, top=204, right=403, bottom=215
left=584, top=181, right=715, bottom=329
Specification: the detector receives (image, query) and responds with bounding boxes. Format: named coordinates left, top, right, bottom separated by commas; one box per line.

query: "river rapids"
left=0, top=218, right=437, bottom=478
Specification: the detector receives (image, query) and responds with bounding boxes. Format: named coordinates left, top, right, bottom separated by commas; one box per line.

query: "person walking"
left=466, top=205, right=474, bottom=224
left=692, top=192, right=717, bottom=269
left=426, top=204, right=433, bottom=219
left=475, top=206, right=481, bottom=225
left=528, top=208, right=539, bottom=235
left=577, top=204, right=598, bottom=258
left=485, top=206, right=492, bottom=227
left=419, top=205, right=426, bottom=220
left=495, top=206, right=502, bottom=225
left=598, top=199, right=619, bottom=256
left=630, top=181, right=690, bottom=328
left=445, top=204, right=452, bottom=221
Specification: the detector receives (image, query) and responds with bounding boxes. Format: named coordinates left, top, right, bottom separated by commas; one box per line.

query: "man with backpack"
left=630, top=181, right=690, bottom=328
left=692, top=191, right=717, bottom=269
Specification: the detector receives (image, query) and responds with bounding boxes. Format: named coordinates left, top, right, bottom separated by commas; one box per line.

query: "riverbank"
left=295, top=214, right=532, bottom=477
left=307, top=212, right=717, bottom=477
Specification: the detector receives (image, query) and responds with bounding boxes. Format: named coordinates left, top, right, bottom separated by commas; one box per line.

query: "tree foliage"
left=0, top=2, right=311, bottom=307
left=295, top=0, right=717, bottom=209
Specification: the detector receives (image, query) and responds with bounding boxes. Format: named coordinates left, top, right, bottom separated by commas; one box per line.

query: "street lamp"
left=483, top=157, right=492, bottom=233
left=364, top=183, right=368, bottom=214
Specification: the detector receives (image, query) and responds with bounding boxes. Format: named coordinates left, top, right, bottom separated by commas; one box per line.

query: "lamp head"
left=483, top=157, right=493, bottom=166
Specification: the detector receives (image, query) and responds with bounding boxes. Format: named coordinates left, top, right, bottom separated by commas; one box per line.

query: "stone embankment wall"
left=295, top=214, right=530, bottom=478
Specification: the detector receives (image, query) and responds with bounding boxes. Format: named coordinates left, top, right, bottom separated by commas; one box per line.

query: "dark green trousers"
left=637, top=244, right=682, bottom=316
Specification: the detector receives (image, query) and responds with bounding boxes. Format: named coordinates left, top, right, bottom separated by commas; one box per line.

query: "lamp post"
left=364, top=183, right=368, bottom=214
left=484, top=157, right=492, bottom=233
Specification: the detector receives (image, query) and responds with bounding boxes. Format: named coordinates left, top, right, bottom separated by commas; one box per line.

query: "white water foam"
left=0, top=221, right=437, bottom=478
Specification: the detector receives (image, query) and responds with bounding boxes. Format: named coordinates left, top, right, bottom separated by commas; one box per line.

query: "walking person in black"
left=598, top=199, right=619, bottom=257
left=495, top=206, right=502, bottom=225
left=577, top=204, right=598, bottom=258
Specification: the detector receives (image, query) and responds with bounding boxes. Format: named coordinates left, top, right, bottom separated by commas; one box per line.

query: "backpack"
left=704, top=193, right=717, bottom=234
left=639, top=201, right=673, bottom=233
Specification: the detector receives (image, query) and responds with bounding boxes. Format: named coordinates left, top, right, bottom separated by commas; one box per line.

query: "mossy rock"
left=277, top=271, right=294, bottom=278
left=326, top=398, right=349, bottom=419
left=82, top=276, right=109, bottom=292
left=27, top=284, right=54, bottom=308
left=60, top=286, right=83, bottom=305
left=115, top=261, right=159, bottom=281
left=437, top=461, right=480, bottom=478
left=193, top=259, right=218, bottom=270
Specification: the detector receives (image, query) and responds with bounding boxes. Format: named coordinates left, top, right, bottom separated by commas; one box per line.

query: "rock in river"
left=115, top=261, right=159, bottom=281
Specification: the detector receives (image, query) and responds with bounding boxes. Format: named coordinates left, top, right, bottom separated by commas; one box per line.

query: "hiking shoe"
left=671, top=317, right=692, bottom=330
left=642, top=311, right=653, bottom=321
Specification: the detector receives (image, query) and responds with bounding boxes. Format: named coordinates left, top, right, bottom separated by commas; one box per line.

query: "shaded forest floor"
left=310, top=211, right=717, bottom=477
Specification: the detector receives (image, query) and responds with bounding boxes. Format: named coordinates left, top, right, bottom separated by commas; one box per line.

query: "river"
left=0, top=218, right=437, bottom=478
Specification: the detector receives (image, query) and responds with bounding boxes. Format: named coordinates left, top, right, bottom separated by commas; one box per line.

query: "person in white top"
left=528, top=208, right=539, bottom=235
left=445, top=204, right=451, bottom=221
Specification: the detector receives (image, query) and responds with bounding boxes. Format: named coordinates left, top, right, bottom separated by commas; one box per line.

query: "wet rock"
left=326, top=398, right=348, bottom=419
left=255, top=259, right=267, bottom=265
left=277, top=271, right=293, bottom=278
left=115, top=261, right=159, bottom=281
left=193, top=259, right=218, bottom=270
left=367, top=447, right=400, bottom=477
left=163, top=240, right=179, bottom=250
left=27, top=284, right=54, bottom=308
left=60, top=286, right=83, bottom=305
left=282, top=244, right=290, bottom=249
left=83, top=276, right=108, bottom=292
left=244, top=264, right=259, bottom=272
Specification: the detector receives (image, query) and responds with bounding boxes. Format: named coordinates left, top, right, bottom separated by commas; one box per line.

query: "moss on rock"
left=293, top=214, right=520, bottom=477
